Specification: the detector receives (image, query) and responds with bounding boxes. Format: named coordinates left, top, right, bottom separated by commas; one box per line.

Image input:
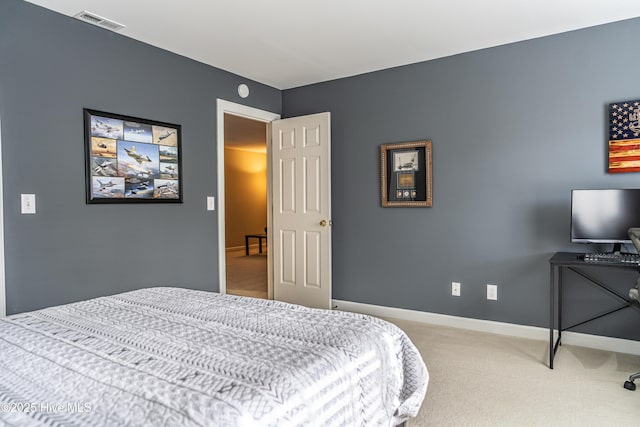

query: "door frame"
left=216, top=99, right=280, bottom=297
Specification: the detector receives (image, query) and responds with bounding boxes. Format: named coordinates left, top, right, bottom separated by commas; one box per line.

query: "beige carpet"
left=226, top=249, right=268, bottom=299
left=223, top=251, right=640, bottom=425
left=385, top=318, right=640, bottom=426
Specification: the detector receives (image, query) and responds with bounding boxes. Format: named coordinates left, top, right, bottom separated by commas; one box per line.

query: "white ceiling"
left=24, top=0, right=640, bottom=90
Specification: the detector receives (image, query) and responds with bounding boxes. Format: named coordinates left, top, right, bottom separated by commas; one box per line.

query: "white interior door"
left=271, top=113, right=332, bottom=309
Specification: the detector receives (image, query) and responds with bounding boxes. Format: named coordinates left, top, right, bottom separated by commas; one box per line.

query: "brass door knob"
left=320, top=220, right=329, bottom=227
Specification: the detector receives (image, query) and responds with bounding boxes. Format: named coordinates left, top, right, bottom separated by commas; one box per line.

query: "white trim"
left=216, top=99, right=279, bottom=296
left=0, top=113, right=5, bottom=316
left=333, top=299, right=640, bottom=356
left=225, top=244, right=264, bottom=253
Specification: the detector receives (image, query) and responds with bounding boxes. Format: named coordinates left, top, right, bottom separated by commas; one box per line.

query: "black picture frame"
left=84, top=109, right=183, bottom=203
left=380, top=140, right=432, bottom=207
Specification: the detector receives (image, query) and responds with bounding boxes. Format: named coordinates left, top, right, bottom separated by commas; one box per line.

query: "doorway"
left=223, top=113, right=268, bottom=298
left=216, top=100, right=332, bottom=309
left=216, top=99, right=280, bottom=299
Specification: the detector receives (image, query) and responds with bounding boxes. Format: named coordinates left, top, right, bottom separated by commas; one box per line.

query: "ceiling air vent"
left=73, top=11, right=125, bottom=32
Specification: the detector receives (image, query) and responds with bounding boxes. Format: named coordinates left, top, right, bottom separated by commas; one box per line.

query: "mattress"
left=0, top=287, right=428, bottom=426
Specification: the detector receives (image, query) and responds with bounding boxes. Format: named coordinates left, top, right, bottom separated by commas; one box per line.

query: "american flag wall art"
left=608, top=99, right=640, bottom=173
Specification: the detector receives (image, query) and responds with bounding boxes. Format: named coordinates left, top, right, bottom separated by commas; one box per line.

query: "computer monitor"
left=571, top=189, right=640, bottom=253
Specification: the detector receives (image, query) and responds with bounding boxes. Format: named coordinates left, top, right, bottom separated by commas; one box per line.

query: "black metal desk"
left=548, top=252, right=639, bottom=369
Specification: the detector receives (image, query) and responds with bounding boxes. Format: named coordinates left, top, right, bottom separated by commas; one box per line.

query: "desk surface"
left=550, top=251, right=639, bottom=269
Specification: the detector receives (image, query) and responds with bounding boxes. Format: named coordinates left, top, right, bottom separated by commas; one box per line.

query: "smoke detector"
left=73, top=11, right=125, bottom=32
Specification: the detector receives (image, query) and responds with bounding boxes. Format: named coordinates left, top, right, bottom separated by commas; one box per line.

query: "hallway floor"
left=226, top=249, right=268, bottom=299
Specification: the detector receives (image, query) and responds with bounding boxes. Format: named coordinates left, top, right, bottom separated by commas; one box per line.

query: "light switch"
left=207, top=196, right=215, bottom=211
left=21, top=194, right=36, bottom=214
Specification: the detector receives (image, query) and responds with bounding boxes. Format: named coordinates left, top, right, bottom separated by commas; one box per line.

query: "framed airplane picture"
left=84, top=109, right=183, bottom=203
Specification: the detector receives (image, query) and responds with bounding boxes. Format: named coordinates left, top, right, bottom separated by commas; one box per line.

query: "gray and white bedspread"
left=0, top=287, right=428, bottom=426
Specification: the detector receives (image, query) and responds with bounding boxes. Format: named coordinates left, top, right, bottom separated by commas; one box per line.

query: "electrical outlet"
left=451, top=282, right=461, bottom=297
left=487, top=284, right=498, bottom=300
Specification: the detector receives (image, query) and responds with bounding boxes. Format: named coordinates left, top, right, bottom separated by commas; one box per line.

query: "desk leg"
left=549, top=264, right=565, bottom=369
left=259, top=238, right=263, bottom=254
left=558, top=267, right=563, bottom=351
left=550, top=264, right=555, bottom=369
left=245, top=236, right=249, bottom=256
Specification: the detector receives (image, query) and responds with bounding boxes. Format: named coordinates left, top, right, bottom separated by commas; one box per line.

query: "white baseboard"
left=226, top=244, right=265, bottom=253
left=226, top=245, right=245, bottom=252
left=332, top=299, right=640, bottom=356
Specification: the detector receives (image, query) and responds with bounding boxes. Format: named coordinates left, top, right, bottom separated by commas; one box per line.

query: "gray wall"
left=3, top=0, right=639, bottom=342
left=0, top=0, right=281, bottom=314
left=282, top=18, right=640, bottom=340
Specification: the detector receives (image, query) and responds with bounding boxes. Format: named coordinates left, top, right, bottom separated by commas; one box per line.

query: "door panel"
left=280, top=229, right=296, bottom=285
left=304, top=125, right=321, bottom=147
left=271, top=113, right=331, bottom=309
left=304, top=156, right=321, bottom=213
left=279, top=128, right=296, bottom=150
left=280, top=158, right=296, bottom=213
left=304, top=231, right=321, bottom=288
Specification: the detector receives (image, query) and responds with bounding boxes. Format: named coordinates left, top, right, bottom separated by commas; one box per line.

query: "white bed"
left=0, top=287, right=428, bottom=426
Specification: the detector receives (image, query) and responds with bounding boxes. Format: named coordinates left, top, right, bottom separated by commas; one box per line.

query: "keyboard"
left=583, top=252, right=640, bottom=265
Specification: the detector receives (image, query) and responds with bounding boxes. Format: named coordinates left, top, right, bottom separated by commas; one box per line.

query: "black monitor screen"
left=571, top=189, right=640, bottom=244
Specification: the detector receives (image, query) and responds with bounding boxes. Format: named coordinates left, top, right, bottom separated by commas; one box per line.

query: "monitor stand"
left=608, top=243, right=634, bottom=255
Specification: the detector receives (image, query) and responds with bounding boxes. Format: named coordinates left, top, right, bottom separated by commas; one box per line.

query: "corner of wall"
left=0, top=112, right=6, bottom=316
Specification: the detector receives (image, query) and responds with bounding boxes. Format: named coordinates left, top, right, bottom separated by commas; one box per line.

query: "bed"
left=0, top=287, right=428, bottom=426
